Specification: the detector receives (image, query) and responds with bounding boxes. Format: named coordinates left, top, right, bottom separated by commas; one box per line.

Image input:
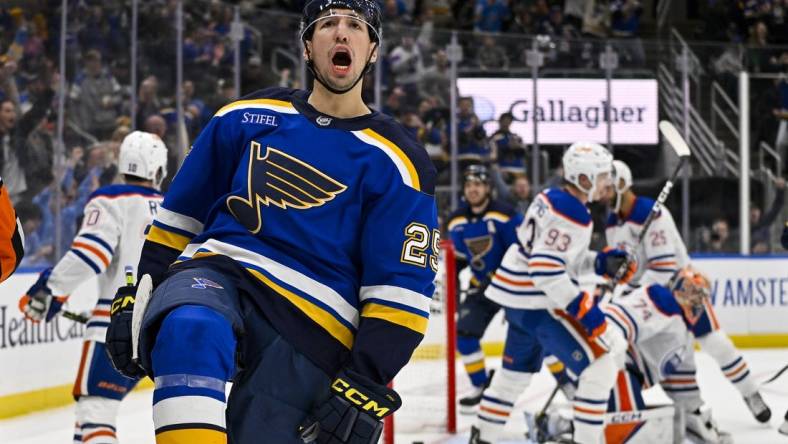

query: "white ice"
left=1, top=349, right=786, bottom=443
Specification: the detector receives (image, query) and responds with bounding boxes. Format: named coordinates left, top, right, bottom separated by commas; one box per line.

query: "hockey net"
left=383, top=240, right=457, bottom=444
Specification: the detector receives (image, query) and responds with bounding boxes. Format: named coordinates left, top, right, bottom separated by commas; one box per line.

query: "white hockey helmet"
left=118, top=131, right=168, bottom=189
left=612, top=159, right=633, bottom=212
left=562, top=141, right=613, bottom=202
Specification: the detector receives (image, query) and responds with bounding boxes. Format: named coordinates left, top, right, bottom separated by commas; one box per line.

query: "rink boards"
left=1, top=255, right=787, bottom=418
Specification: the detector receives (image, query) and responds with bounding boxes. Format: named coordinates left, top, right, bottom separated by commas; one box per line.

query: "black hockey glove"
left=466, top=276, right=491, bottom=299
left=105, top=274, right=153, bottom=379
left=298, top=369, right=401, bottom=444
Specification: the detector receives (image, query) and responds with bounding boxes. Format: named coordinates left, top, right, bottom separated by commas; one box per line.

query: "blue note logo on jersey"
left=191, top=277, right=224, bottom=289
left=464, top=235, right=493, bottom=270
left=227, top=141, right=348, bottom=234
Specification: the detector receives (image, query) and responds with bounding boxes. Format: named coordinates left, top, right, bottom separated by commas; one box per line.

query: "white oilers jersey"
left=603, top=285, right=696, bottom=387
left=486, top=188, right=597, bottom=310
left=605, top=196, right=689, bottom=289
left=47, top=184, right=162, bottom=342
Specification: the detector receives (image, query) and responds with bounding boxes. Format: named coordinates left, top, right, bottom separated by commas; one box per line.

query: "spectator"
left=241, top=55, right=279, bottom=96
left=135, top=75, right=161, bottom=130
left=489, top=112, right=526, bottom=177
left=144, top=115, right=167, bottom=140
left=508, top=6, right=535, bottom=34
left=419, top=49, right=450, bottom=106
left=563, top=0, right=585, bottom=29
left=492, top=164, right=531, bottom=214
left=383, top=0, right=410, bottom=24
left=477, top=34, right=509, bottom=70
left=610, top=0, right=645, bottom=67
left=776, top=73, right=788, bottom=162
left=15, top=200, right=47, bottom=267
left=69, top=49, right=122, bottom=140
left=457, top=96, right=489, bottom=165
left=474, top=0, right=511, bottom=33
left=0, top=80, right=54, bottom=203
left=389, top=35, right=424, bottom=99
left=751, top=177, right=786, bottom=253
left=700, top=217, right=738, bottom=253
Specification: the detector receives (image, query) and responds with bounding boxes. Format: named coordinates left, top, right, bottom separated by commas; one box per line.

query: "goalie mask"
left=611, top=160, right=633, bottom=213
left=118, top=131, right=168, bottom=189
left=670, top=266, right=711, bottom=310
left=300, top=0, right=381, bottom=95
left=562, top=141, right=613, bottom=202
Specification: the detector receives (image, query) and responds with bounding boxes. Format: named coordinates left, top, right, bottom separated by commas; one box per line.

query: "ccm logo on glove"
left=331, top=378, right=393, bottom=418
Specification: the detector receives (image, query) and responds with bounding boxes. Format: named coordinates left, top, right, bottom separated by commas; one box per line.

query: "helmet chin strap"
left=305, top=43, right=377, bottom=95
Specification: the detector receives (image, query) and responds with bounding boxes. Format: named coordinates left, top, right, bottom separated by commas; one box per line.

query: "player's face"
left=464, top=180, right=489, bottom=206
left=591, top=171, right=612, bottom=201
left=306, top=9, right=377, bottom=92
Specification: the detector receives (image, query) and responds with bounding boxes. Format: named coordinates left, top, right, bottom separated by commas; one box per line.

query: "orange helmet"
left=670, top=266, right=711, bottom=308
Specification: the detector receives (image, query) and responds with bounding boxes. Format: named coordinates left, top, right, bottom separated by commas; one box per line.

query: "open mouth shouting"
left=330, top=46, right=353, bottom=77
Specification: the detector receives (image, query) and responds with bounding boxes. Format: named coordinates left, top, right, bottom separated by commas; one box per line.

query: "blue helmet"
left=300, top=0, right=382, bottom=44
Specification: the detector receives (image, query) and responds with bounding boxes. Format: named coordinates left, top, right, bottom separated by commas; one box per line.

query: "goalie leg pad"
left=604, top=405, right=674, bottom=444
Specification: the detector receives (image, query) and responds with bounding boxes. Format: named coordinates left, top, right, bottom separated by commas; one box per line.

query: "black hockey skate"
left=743, top=391, right=772, bottom=423
left=459, top=369, right=495, bottom=414
left=468, top=426, right=491, bottom=444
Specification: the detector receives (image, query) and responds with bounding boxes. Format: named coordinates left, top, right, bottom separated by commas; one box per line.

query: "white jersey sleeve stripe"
left=156, top=206, right=204, bottom=237
left=359, top=285, right=431, bottom=316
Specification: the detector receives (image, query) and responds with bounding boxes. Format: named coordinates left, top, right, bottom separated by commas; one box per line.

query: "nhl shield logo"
left=191, top=277, right=224, bottom=290
left=316, top=116, right=332, bottom=126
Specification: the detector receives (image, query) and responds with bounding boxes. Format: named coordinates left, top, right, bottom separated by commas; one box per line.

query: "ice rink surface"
left=2, top=349, right=787, bottom=444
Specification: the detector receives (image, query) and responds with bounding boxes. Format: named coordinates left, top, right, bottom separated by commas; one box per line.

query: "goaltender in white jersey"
left=20, top=131, right=166, bottom=444
left=605, top=160, right=771, bottom=424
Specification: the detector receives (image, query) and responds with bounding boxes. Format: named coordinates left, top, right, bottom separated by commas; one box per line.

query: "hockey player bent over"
left=447, top=164, right=523, bottom=412
left=471, top=142, right=634, bottom=444
left=105, top=1, right=438, bottom=443
left=602, top=266, right=733, bottom=443
left=20, top=131, right=166, bottom=444
left=605, top=160, right=771, bottom=423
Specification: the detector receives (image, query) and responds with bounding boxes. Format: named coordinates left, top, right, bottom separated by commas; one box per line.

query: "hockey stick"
left=61, top=309, right=89, bottom=324
left=762, top=363, right=788, bottom=385
left=534, top=384, right=561, bottom=443
left=603, top=121, right=692, bottom=296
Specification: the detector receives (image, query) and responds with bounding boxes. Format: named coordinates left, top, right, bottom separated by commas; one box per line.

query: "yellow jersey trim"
left=147, top=225, right=191, bottom=251
left=214, top=98, right=297, bottom=117
left=361, top=302, right=428, bottom=334
left=245, top=268, right=355, bottom=349
left=359, top=129, right=421, bottom=191
left=483, top=211, right=511, bottom=223
left=447, top=216, right=468, bottom=231
left=156, top=427, right=227, bottom=443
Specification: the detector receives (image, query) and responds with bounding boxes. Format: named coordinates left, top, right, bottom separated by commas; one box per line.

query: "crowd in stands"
left=1, top=0, right=786, bottom=267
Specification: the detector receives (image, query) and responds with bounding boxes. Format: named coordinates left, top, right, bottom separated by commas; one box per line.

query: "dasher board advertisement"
left=457, top=77, right=659, bottom=145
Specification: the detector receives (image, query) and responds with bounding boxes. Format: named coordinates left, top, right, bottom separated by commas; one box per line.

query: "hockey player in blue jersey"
left=447, top=164, right=522, bottom=412
left=105, top=1, right=438, bottom=443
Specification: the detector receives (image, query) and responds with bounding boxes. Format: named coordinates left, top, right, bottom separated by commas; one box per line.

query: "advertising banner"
left=457, top=78, right=659, bottom=145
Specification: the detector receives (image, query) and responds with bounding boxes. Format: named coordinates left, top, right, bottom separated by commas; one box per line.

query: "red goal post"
left=383, top=239, right=457, bottom=443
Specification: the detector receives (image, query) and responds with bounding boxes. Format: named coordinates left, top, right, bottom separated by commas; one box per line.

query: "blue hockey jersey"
left=138, top=87, right=439, bottom=382
left=447, top=200, right=522, bottom=287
